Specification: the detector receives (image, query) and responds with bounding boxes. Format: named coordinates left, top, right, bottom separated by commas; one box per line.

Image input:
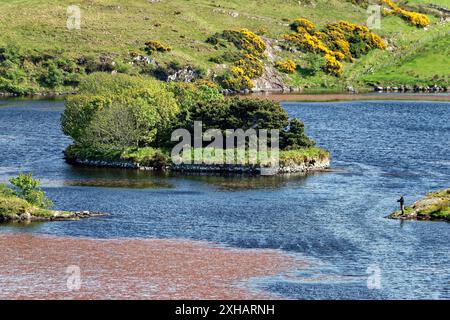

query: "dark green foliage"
left=38, top=61, right=64, bottom=88
left=166, top=88, right=315, bottom=150
left=225, top=98, right=288, bottom=130
left=281, top=118, right=315, bottom=150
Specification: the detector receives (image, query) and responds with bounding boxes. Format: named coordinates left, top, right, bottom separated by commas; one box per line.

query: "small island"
left=62, top=73, right=330, bottom=175
left=0, top=174, right=107, bottom=223
left=389, top=189, right=450, bottom=222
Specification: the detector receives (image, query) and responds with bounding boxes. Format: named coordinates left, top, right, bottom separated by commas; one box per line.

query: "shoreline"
left=0, top=234, right=304, bottom=299
left=250, top=93, right=450, bottom=102
left=0, top=210, right=109, bottom=224
left=2, top=92, right=449, bottom=103
left=65, top=156, right=331, bottom=176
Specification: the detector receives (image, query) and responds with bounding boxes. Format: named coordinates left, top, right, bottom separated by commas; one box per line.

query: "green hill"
left=0, top=0, right=449, bottom=94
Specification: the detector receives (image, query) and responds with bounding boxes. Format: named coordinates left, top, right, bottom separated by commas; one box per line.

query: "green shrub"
left=38, top=61, right=64, bottom=88
left=0, top=76, right=31, bottom=95
left=0, top=195, right=32, bottom=218
left=62, top=73, right=179, bottom=150
left=303, top=53, right=324, bottom=75
left=281, top=119, right=315, bottom=149
left=9, top=173, right=53, bottom=209
left=121, top=147, right=169, bottom=169
left=144, top=40, right=172, bottom=54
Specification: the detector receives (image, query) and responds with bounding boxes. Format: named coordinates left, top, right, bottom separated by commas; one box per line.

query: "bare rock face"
left=252, top=64, right=288, bottom=93
left=253, top=38, right=289, bottom=92
left=167, top=65, right=201, bottom=83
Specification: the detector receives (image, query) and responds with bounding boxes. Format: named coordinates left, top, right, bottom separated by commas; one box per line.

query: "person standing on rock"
left=397, top=195, right=405, bottom=215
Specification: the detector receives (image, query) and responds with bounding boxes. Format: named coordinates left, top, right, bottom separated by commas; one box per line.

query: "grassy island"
left=62, top=73, right=330, bottom=175
left=390, top=189, right=450, bottom=222
left=0, top=174, right=106, bottom=223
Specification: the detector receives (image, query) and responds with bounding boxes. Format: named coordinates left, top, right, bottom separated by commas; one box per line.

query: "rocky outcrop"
left=374, top=85, right=448, bottom=92
left=167, top=65, right=201, bottom=83
left=0, top=210, right=109, bottom=224
left=67, top=156, right=331, bottom=175
left=277, top=157, right=330, bottom=174
left=252, top=38, right=291, bottom=93
left=389, top=189, right=450, bottom=222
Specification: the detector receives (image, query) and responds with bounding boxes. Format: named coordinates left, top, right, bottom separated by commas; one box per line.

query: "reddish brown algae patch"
left=0, top=234, right=304, bottom=299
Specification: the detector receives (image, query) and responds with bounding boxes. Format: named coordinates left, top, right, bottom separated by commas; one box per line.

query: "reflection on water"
left=183, top=173, right=312, bottom=191
left=64, top=179, right=173, bottom=189
left=63, top=165, right=326, bottom=191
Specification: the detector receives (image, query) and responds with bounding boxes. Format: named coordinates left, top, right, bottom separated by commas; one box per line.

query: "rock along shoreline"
left=65, top=156, right=331, bottom=175
left=0, top=210, right=109, bottom=224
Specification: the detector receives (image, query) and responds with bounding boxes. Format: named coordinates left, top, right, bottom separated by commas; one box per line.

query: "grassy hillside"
left=0, top=0, right=449, bottom=94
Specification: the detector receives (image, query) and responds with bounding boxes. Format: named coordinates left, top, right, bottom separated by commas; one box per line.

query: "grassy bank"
left=1, top=175, right=106, bottom=223
left=0, top=0, right=448, bottom=94
left=0, top=183, right=52, bottom=222
left=390, top=189, right=450, bottom=221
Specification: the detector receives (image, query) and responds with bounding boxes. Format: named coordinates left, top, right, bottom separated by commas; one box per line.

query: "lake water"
left=0, top=98, right=449, bottom=299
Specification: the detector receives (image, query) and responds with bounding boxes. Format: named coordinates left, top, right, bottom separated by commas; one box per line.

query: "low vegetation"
left=0, top=174, right=53, bottom=222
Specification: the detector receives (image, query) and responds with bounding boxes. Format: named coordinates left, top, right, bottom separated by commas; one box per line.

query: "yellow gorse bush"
left=382, top=0, right=430, bottom=27
left=236, top=28, right=267, bottom=56
left=323, top=54, right=343, bottom=77
left=324, top=21, right=387, bottom=52
left=275, top=60, right=297, bottom=74
left=218, top=28, right=267, bottom=90
left=291, top=18, right=316, bottom=33
left=283, top=18, right=386, bottom=76
left=235, top=53, right=265, bottom=79
left=223, top=66, right=254, bottom=90
left=284, top=31, right=330, bottom=56
left=144, top=40, right=172, bottom=53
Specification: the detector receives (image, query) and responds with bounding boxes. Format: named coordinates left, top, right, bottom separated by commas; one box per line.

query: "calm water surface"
left=0, top=98, right=449, bottom=299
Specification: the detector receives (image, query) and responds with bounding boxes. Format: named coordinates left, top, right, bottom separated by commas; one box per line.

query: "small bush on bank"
left=322, top=54, right=344, bottom=77
left=121, top=147, right=169, bottom=169
left=0, top=191, right=32, bottom=218
left=9, top=173, right=53, bottom=209
left=382, top=0, right=430, bottom=28
left=0, top=45, right=85, bottom=94
left=0, top=182, right=53, bottom=220
left=144, top=40, right=172, bottom=54
left=275, top=60, right=297, bottom=74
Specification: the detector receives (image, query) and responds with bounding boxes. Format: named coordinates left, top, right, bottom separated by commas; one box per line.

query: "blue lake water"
left=0, top=98, right=449, bottom=299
